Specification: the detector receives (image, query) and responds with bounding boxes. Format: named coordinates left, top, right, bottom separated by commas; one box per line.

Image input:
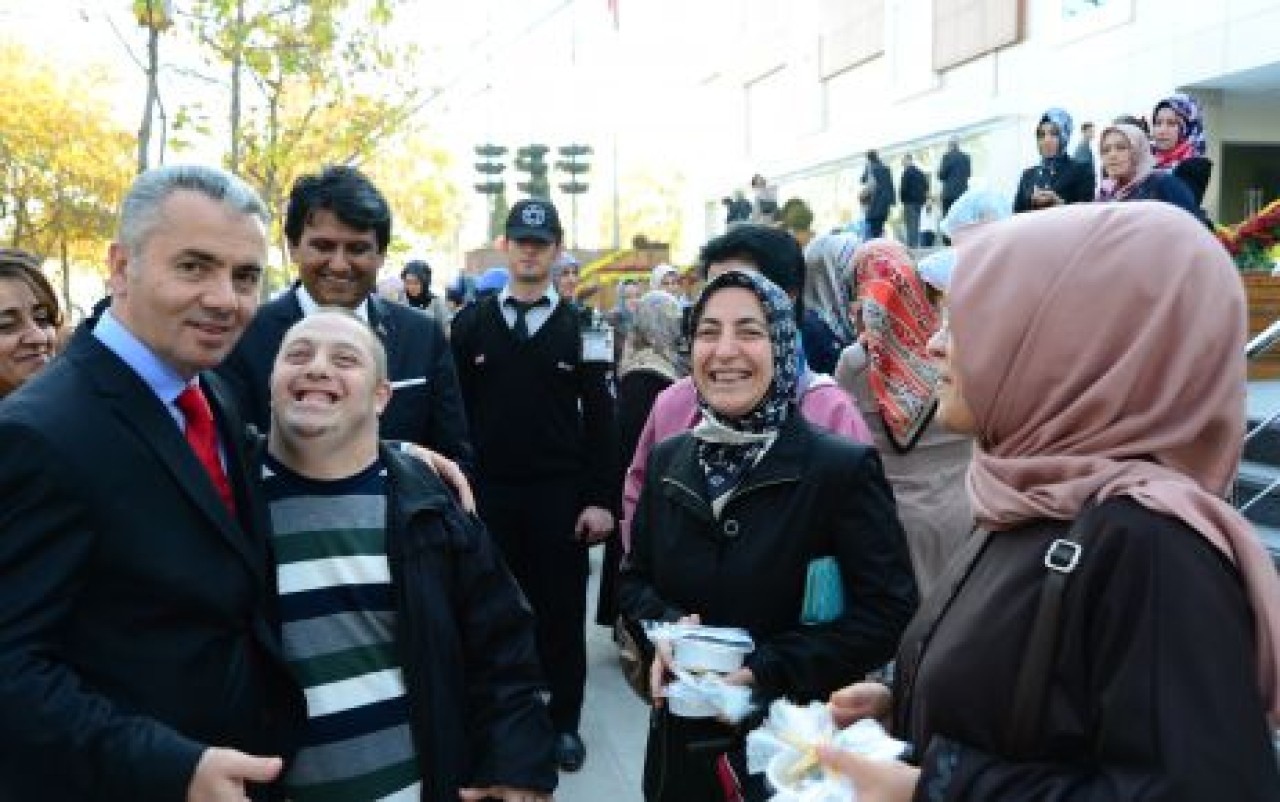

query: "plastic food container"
left=673, top=632, right=753, bottom=674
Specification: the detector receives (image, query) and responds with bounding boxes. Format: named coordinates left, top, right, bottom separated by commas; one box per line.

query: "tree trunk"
left=137, top=7, right=160, bottom=174
left=229, top=0, right=245, bottom=172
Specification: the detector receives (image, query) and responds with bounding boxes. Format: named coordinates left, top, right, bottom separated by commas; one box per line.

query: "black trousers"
left=479, top=477, right=589, bottom=733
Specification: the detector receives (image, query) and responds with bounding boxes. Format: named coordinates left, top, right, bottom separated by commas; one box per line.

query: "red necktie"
left=175, top=383, right=237, bottom=517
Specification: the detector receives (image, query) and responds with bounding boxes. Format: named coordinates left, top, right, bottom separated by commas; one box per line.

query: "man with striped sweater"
left=263, top=309, right=555, bottom=802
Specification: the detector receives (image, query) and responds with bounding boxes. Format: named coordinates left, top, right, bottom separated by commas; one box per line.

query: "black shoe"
left=555, top=731, right=586, bottom=772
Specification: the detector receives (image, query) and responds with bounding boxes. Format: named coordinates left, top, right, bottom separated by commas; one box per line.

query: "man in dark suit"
left=938, top=136, right=972, bottom=217
left=0, top=165, right=305, bottom=800
left=219, top=165, right=472, bottom=471
left=898, top=153, right=929, bottom=247
left=861, top=150, right=896, bottom=239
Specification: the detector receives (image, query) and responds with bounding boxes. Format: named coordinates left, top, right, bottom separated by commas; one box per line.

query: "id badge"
left=581, top=325, right=614, bottom=364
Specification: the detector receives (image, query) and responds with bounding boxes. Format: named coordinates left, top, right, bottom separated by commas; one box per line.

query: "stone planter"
left=1244, top=273, right=1280, bottom=380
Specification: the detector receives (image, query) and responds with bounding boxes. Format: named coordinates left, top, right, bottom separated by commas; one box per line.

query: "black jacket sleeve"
left=1060, top=159, right=1096, bottom=204
left=617, top=445, right=691, bottom=624
left=745, top=447, right=919, bottom=700
left=578, top=356, right=617, bottom=511
left=451, top=506, right=558, bottom=793
left=0, top=423, right=205, bottom=801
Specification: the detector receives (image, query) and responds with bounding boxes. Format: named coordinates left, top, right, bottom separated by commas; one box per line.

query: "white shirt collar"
left=498, top=282, right=559, bottom=308
left=295, top=284, right=370, bottom=322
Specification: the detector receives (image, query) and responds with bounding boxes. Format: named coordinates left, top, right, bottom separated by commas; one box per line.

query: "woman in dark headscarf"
left=1013, top=108, right=1095, bottom=213
left=1151, top=92, right=1213, bottom=205
left=620, top=270, right=916, bottom=802
left=401, top=259, right=449, bottom=323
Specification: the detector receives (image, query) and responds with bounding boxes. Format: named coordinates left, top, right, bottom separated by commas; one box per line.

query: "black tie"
left=506, top=297, right=548, bottom=341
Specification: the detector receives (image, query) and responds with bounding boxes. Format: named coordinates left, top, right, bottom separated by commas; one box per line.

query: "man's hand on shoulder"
left=187, top=747, right=282, bottom=802
left=399, top=443, right=476, bottom=513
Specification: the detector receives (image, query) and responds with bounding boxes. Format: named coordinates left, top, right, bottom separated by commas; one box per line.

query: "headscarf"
left=551, top=253, right=580, bottom=282
left=1152, top=93, right=1207, bottom=168
left=851, top=239, right=940, bottom=451
left=401, top=260, right=432, bottom=309
left=476, top=266, right=509, bottom=297
left=619, top=290, right=683, bottom=381
left=803, top=233, right=859, bottom=347
left=689, top=271, right=798, bottom=517
left=939, top=188, right=1012, bottom=239
left=612, top=280, right=638, bottom=333
left=650, top=263, right=679, bottom=291
left=1037, top=108, right=1074, bottom=163
left=949, top=201, right=1280, bottom=721
left=1096, top=123, right=1157, bottom=201
left=916, top=249, right=957, bottom=293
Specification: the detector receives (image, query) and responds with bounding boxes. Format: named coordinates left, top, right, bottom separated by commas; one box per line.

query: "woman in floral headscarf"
left=1013, top=107, right=1095, bottom=213
left=1151, top=92, right=1213, bottom=205
left=620, top=270, right=916, bottom=802
left=834, top=239, right=972, bottom=595
left=821, top=202, right=1280, bottom=802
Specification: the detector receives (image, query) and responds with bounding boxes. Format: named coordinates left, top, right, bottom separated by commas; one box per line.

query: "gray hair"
left=118, top=164, right=269, bottom=255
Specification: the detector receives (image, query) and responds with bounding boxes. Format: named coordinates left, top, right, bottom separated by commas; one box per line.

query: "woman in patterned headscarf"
left=620, top=269, right=916, bottom=802
left=1013, top=107, right=1096, bottom=213
left=834, top=239, right=972, bottom=596
left=1152, top=92, right=1213, bottom=205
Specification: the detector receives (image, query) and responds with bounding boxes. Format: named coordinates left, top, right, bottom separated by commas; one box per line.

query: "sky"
left=0, top=0, right=731, bottom=263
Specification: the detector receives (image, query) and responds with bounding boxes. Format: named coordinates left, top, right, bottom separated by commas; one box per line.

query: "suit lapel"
left=70, top=334, right=265, bottom=582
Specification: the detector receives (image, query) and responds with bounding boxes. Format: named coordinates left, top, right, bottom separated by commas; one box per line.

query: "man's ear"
left=106, top=242, right=129, bottom=297
left=373, top=380, right=392, bottom=416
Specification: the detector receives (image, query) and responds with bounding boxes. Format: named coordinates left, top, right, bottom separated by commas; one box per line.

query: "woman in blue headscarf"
left=620, top=269, right=916, bottom=802
left=1013, top=107, right=1096, bottom=213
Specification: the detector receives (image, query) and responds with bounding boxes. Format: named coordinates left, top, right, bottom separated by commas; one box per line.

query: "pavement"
left=555, top=548, right=649, bottom=802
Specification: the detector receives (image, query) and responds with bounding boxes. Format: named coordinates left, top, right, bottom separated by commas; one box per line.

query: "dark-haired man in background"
left=219, top=165, right=472, bottom=471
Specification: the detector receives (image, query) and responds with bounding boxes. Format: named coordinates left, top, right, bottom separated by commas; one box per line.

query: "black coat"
left=863, top=162, right=897, bottom=221
left=895, top=498, right=1280, bottom=801
left=1013, top=155, right=1096, bottom=212
left=219, top=287, right=473, bottom=472
left=620, top=415, right=918, bottom=701
left=899, top=164, right=929, bottom=205
left=0, top=329, right=305, bottom=801
left=938, top=149, right=971, bottom=203
left=376, top=444, right=557, bottom=801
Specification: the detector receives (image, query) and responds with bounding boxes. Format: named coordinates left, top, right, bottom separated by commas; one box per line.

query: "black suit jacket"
left=219, top=287, right=473, bottom=472
left=0, top=329, right=304, bottom=802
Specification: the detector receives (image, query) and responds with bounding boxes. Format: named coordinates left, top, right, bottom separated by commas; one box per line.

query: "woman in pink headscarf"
left=820, top=202, right=1280, bottom=801
left=1096, top=123, right=1205, bottom=223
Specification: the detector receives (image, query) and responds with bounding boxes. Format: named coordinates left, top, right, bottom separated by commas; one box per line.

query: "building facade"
left=688, top=0, right=1280, bottom=238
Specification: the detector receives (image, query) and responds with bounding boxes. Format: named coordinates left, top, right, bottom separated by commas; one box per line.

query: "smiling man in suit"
left=0, top=164, right=306, bottom=801
left=219, top=165, right=472, bottom=472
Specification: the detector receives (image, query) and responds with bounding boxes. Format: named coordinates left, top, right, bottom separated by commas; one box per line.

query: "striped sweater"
left=263, top=454, right=421, bottom=802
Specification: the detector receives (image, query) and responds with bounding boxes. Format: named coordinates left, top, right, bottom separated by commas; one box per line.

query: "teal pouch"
left=800, top=556, right=845, bottom=625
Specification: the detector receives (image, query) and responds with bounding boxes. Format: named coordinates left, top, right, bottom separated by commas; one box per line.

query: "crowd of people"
left=0, top=89, right=1278, bottom=802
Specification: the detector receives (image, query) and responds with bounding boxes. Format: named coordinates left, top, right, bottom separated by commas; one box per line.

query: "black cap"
left=505, top=199, right=563, bottom=243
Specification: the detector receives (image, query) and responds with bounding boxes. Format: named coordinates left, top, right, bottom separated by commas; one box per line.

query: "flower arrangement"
left=1218, top=199, right=1280, bottom=272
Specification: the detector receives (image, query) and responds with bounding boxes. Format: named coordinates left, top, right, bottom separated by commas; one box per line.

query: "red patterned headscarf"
left=851, top=239, right=940, bottom=451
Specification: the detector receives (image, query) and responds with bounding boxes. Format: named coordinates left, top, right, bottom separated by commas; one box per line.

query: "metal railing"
left=1240, top=321, right=1280, bottom=514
